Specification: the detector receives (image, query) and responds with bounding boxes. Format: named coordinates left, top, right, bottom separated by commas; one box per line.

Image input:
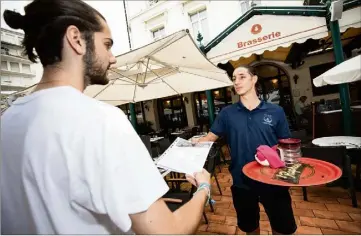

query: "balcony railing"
left=1, top=49, right=29, bottom=61
left=1, top=67, right=36, bottom=76
left=148, top=0, right=159, bottom=7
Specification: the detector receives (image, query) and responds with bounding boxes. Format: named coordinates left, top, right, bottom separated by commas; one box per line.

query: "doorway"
left=158, top=95, right=188, bottom=132
left=253, top=63, right=297, bottom=130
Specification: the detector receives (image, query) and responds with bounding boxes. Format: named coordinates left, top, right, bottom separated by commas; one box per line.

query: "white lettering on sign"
left=237, top=32, right=281, bottom=49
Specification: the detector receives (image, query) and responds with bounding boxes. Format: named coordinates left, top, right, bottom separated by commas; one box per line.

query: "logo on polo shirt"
left=263, top=114, right=273, bottom=126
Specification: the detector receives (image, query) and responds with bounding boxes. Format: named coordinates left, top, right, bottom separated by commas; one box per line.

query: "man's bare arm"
left=198, top=132, right=219, bottom=143
left=129, top=187, right=208, bottom=234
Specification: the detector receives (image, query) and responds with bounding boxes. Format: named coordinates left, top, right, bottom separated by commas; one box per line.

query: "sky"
left=0, top=0, right=134, bottom=56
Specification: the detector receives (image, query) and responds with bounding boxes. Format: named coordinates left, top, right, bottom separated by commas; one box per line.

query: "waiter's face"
left=232, top=67, right=257, bottom=96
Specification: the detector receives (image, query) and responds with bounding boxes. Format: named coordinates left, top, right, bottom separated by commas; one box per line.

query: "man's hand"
left=191, top=137, right=205, bottom=144
left=185, top=169, right=211, bottom=187
left=191, top=132, right=219, bottom=144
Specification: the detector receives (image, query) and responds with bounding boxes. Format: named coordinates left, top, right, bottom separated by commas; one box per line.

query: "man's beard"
left=82, top=47, right=110, bottom=88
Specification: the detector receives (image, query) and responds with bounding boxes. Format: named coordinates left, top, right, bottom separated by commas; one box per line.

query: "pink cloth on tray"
left=256, top=145, right=285, bottom=169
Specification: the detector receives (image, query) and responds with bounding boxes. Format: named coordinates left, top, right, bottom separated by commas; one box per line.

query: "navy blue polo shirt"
left=210, top=100, right=291, bottom=188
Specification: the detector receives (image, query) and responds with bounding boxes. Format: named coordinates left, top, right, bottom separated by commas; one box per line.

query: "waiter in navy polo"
left=193, top=66, right=297, bottom=235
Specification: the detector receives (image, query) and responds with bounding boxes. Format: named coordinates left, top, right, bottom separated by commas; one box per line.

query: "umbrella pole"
left=129, top=103, right=137, bottom=130
left=329, top=19, right=352, bottom=136
left=123, top=0, right=138, bottom=131
left=206, top=90, right=215, bottom=127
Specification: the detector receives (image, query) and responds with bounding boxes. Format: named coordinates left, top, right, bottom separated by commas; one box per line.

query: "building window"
left=239, top=0, right=250, bottom=14
left=22, top=64, right=31, bottom=73
left=158, top=95, right=188, bottom=131
left=10, top=62, right=20, bottom=72
left=309, top=62, right=339, bottom=96
left=1, top=61, right=8, bottom=70
left=190, top=9, right=209, bottom=44
left=152, top=27, right=165, bottom=40
left=1, top=75, right=12, bottom=84
left=1, top=47, right=9, bottom=55
left=194, top=88, right=232, bottom=129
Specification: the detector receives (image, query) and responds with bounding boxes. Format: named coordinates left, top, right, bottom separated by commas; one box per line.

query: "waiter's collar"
left=237, top=100, right=268, bottom=111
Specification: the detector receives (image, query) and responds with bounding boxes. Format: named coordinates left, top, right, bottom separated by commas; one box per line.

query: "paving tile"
left=325, top=203, right=361, bottom=214
left=215, top=208, right=237, bottom=217
left=204, top=205, right=213, bottom=213
left=306, top=186, right=329, bottom=193
left=219, top=196, right=233, bottom=203
left=224, top=216, right=237, bottom=226
left=229, top=205, right=236, bottom=212
left=197, top=223, right=208, bottom=232
left=260, top=211, right=269, bottom=221
left=235, top=228, right=246, bottom=235
left=307, top=196, right=340, bottom=204
left=321, top=229, right=356, bottom=235
left=323, top=191, right=351, bottom=199
left=218, top=181, right=232, bottom=187
left=326, top=186, right=349, bottom=193
left=213, top=201, right=231, bottom=209
left=196, top=231, right=216, bottom=235
left=321, top=228, right=358, bottom=235
left=291, top=195, right=305, bottom=202
left=299, top=216, right=339, bottom=230
left=217, top=178, right=230, bottom=183
left=349, top=213, right=361, bottom=221
left=337, top=198, right=361, bottom=206
left=205, top=214, right=226, bottom=224
left=292, top=208, right=316, bottom=217
left=313, top=209, right=352, bottom=221
left=212, top=195, right=222, bottom=201
left=259, top=220, right=272, bottom=232
left=336, top=220, right=361, bottom=234
left=222, top=190, right=233, bottom=197
left=294, top=216, right=301, bottom=226
left=291, top=189, right=303, bottom=196
left=259, top=203, right=265, bottom=212
left=294, top=201, right=327, bottom=210
left=207, top=222, right=237, bottom=235
left=295, top=226, right=322, bottom=235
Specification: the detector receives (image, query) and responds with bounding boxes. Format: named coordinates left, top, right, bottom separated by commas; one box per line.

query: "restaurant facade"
left=120, top=0, right=361, bottom=134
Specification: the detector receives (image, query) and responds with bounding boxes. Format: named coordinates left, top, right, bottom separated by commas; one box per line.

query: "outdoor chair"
left=162, top=175, right=209, bottom=224
left=139, top=135, right=152, bottom=156
left=301, top=146, right=357, bottom=207
left=204, top=144, right=223, bottom=199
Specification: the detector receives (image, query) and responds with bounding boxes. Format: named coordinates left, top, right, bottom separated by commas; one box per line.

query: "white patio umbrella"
left=313, top=55, right=361, bottom=87
left=84, top=30, right=232, bottom=106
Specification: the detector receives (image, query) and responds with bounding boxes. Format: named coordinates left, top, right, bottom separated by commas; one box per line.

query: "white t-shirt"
left=1, top=86, right=169, bottom=234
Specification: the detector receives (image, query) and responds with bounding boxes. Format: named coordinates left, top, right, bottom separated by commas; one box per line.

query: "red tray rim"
left=242, top=157, right=342, bottom=187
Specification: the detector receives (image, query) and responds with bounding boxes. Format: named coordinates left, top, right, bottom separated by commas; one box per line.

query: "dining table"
left=150, top=136, right=164, bottom=143
left=312, top=136, right=361, bottom=191
left=312, top=136, right=361, bottom=149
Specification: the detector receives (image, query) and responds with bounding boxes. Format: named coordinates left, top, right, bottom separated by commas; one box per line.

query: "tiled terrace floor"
left=195, top=165, right=361, bottom=235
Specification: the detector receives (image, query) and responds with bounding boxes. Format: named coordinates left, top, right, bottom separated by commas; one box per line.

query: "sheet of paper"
left=156, top=137, right=214, bottom=175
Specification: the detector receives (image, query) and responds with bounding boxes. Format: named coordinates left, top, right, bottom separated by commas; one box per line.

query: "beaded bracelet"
left=193, top=183, right=216, bottom=206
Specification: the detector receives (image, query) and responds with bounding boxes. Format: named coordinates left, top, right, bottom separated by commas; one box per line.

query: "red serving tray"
left=242, top=157, right=342, bottom=187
